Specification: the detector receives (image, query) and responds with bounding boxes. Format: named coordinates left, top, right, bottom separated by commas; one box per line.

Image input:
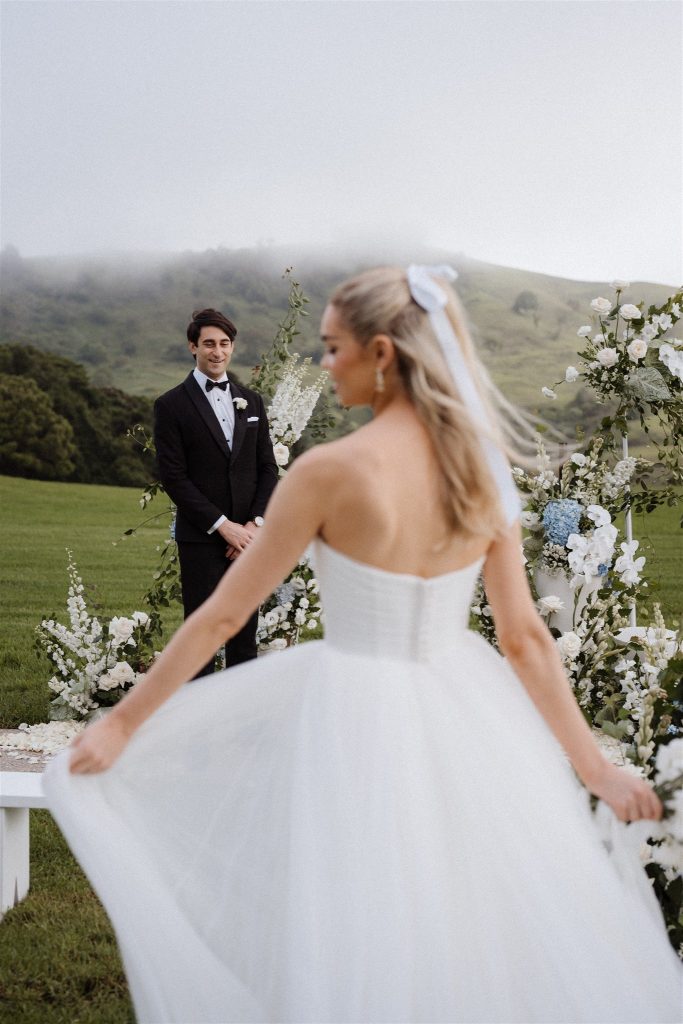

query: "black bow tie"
left=205, top=379, right=228, bottom=392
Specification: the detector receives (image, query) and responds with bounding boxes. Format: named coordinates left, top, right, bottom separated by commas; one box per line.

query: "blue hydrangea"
left=542, top=499, right=583, bottom=546
left=597, top=563, right=610, bottom=576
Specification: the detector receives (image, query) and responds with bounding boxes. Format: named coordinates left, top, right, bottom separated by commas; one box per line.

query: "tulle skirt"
left=45, top=635, right=682, bottom=1023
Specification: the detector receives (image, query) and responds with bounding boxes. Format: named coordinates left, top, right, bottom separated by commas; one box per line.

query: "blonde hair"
left=330, top=266, right=546, bottom=540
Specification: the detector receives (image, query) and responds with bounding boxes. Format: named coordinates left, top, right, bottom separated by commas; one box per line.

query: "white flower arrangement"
left=257, top=554, right=323, bottom=651
left=267, top=355, right=328, bottom=468
left=36, top=551, right=157, bottom=720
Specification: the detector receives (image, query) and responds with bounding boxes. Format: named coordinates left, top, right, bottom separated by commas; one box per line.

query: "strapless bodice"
left=312, top=539, right=483, bottom=662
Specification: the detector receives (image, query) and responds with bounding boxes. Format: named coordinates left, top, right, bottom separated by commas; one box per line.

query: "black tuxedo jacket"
left=154, top=373, right=279, bottom=544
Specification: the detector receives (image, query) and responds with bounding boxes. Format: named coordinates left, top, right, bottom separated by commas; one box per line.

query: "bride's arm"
left=68, top=452, right=330, bottom=774
left=483, top=521, right=662, bottom=823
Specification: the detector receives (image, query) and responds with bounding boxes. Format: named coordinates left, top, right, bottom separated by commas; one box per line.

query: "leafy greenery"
left=0, top=374, right=78, bottom=479
left=0, top=345, right=155, bottom=486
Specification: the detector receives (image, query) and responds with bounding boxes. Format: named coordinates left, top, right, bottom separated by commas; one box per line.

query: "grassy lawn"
left=0, top=473, right=680, bottom=1022
left=0, top=474, right=183, bottom=728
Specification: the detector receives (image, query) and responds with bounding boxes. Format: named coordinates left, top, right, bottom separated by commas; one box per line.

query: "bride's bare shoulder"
left=287, top=430, right=379, bottom=488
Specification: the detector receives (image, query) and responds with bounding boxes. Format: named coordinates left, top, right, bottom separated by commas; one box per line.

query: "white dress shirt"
left=192, top=367, right=235, bottom=535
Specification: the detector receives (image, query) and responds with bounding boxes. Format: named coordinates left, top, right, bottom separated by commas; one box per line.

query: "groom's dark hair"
left=187, top=308, right=238, bottom=345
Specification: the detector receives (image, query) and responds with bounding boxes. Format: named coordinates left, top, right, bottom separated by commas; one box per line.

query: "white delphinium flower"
left=591, top=297, right=613, bottom=316
left=565, top=365, right=580, bottom=382
left=267, top=355, right=327, bottom=450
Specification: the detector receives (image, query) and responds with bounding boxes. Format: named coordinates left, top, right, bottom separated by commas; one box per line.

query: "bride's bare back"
left=316, top=398, right=490, bottom=578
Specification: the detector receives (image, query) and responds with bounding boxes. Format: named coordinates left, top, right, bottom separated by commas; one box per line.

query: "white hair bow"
left=406, top=263, right=521, bottom=526
left=406, top=264, right=458, bottom=312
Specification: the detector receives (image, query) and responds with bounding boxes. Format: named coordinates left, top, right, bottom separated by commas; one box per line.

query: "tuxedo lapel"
left=229, top=381, right=248, bottom=462
left=183, top=374, right=231, bottom=462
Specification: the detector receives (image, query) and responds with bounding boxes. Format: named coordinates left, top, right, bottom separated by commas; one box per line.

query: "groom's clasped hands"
left=218, top=518, right=260, bottom=561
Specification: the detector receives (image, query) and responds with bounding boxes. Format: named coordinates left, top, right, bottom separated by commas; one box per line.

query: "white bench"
left=0, top=771, right=47, bottom=919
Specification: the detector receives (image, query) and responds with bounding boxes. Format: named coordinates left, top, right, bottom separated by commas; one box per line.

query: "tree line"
left=0, top=346, right=155, bottom=486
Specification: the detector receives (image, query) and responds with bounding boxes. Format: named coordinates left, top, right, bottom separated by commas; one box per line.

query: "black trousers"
left=177, top=541, right=259, bottom=678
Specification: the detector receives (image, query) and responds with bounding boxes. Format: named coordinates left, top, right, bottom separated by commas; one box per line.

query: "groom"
left=154, top=308, right=279, bottom=676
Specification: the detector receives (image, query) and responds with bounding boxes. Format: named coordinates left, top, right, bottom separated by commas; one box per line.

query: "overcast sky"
left=1, top=0, right=681, bottom=283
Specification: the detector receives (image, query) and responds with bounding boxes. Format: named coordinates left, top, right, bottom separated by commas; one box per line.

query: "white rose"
left=610, top=279, right=630, bottom=291
left=596, top=348, right=618, bottom=368
left=590, top=297, right=613, bottom=316
left=108, top=616, right=135, bottom=647
left=626, top=337, right=648, bottom=362
left=641, top=322, right=658, bottom=339
left=577, top=325, right=592, bottom=337
left=273, top=442, right=290, bottom=467
left=541, top=387, right=556, bottom=400
left=538, top=595, right=565, bottom=615
left=520, top=510, right=540, bottom=528
left=98, top=661, right=137, bottom=691
left=132, top=611, right=150, bottom=628
left=557, top=631, right=582, bottom=660
left=619, top=303, right=641, bottom=321
left=565, top=365, right=580, bottom=382
left=307, top=618, right=317, bottom=630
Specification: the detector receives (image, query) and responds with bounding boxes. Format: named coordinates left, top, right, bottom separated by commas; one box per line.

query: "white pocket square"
left=247, top=416, right=259, bottom=422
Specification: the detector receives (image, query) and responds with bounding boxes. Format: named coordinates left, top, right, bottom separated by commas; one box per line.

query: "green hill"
left=1, top=245, right=674, bottom=418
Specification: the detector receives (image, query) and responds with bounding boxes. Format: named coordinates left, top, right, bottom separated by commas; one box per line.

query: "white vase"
left=534, top=569, right=574, bottom=633
left=534, top=569, right=602, bottom=633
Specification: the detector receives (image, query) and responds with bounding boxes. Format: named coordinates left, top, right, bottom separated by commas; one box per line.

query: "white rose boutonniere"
left=233, top=397, right=248, bottom=411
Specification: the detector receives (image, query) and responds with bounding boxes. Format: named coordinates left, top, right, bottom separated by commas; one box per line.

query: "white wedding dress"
left=45, top=539, right=682, bottom=1023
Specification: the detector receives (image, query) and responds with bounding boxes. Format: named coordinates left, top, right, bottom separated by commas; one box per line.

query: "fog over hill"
left=0, top=244, right=674, bottom=426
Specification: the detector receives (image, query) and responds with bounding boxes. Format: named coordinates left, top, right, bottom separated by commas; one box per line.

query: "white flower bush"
left=36, top=552, right=157, bottom=720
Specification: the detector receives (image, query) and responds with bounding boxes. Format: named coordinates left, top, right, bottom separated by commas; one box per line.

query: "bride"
left=46, top=265, right=681, bottom=1023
